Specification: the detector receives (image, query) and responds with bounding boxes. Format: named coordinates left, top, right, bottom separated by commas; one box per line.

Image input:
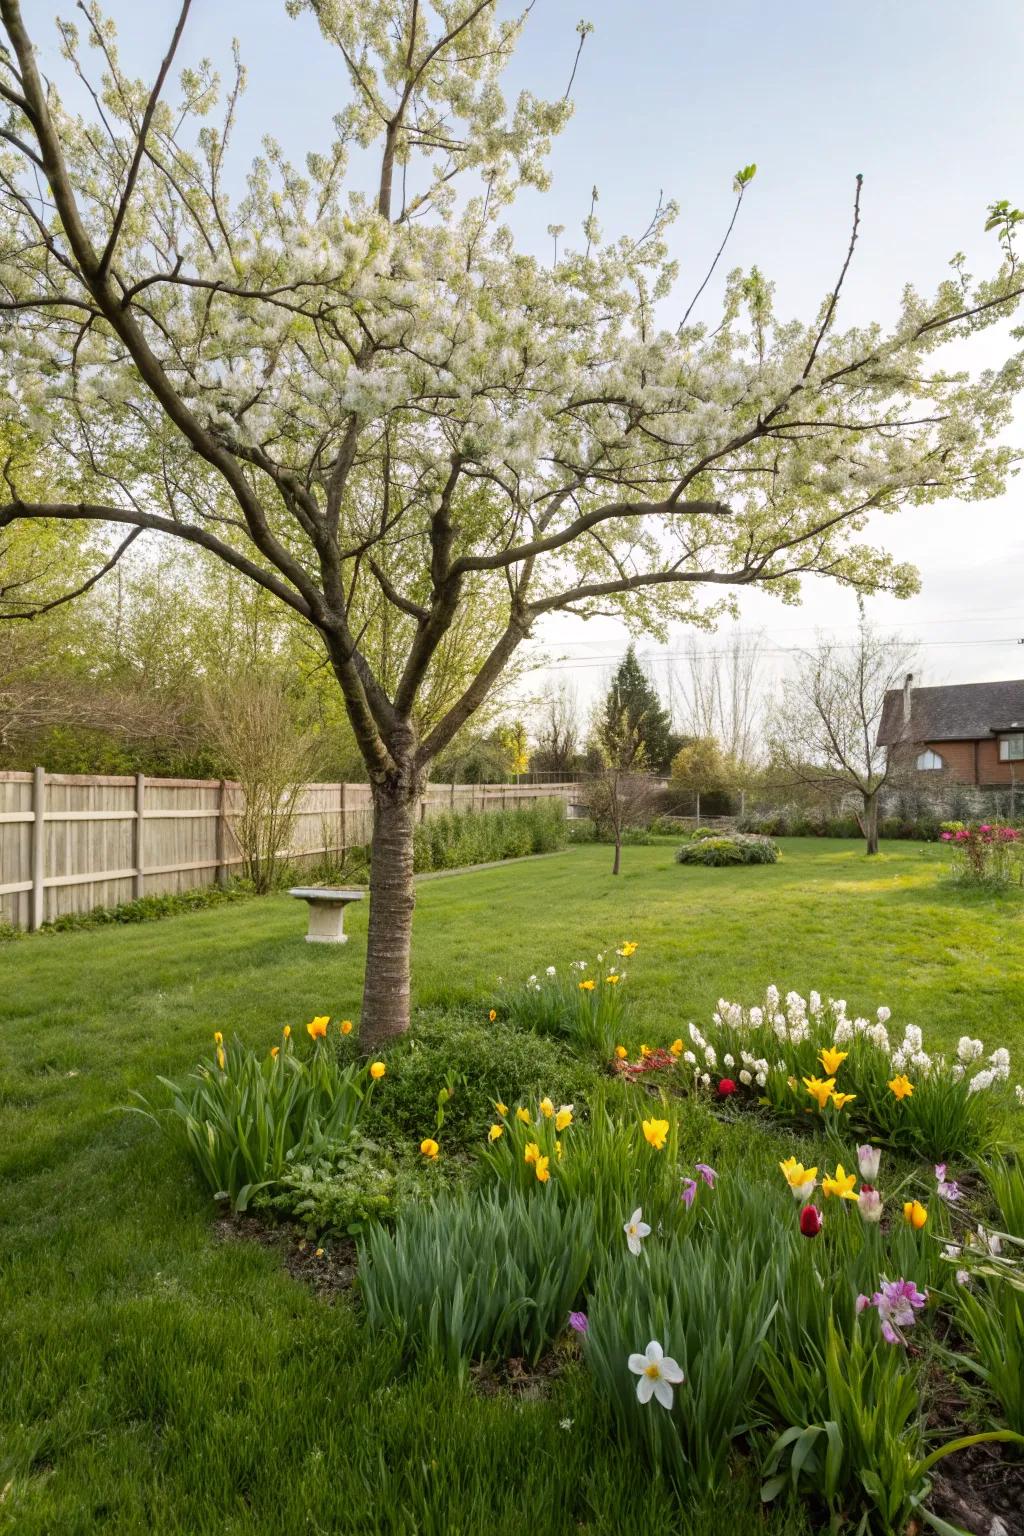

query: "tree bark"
left=863, top=790, right=879, bottom=856
left=612, top=834, right=621, bottom=875
left=360, top=772, right=421, bottom=1045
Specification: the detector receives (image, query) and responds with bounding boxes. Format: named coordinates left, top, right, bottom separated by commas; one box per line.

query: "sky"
left=31, top=0, right=1024, bottom=712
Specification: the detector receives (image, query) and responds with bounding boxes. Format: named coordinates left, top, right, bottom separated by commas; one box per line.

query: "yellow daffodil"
left=307, top=1015, right=329, bottom=1040
left=640, top=1044, right=652, bottom=1059
left=488, top=1008, right=497, bottom=1022
left=606, top=973, right=620, bottom=985
left=495, top=1101, right=508, bottom=1116
left=555, top=1106, right=573, bottom=1132
left=488, top=1123, right=504, bottom=1142
left=615, top=1045, right=628, bottom=1060
left=670, top=1039, right=683, bottom=1056
left=516, top=1106, right=532, bottom=1124
left=803, top=1075, right=836, bottom=1110
left=822, top=1164, right=858, bottom=1201
left=903, top=1199, right=928, bottom=1230
left=578, top=979, right=596, bottom=992
left=535, top=1155, right=550, bottom=1183
left=819, top=1046, right=848, bottom=1076
left=370, top=1061, right=386, bottom=1080
left=340, top=1019, right=353, bottom=1035
left=524, top=1142, right=540, bottom=1165
left=618, top=941, right=638, bottom=957
left=420, top=1138, right=439, bottom=1159
left=539, top=1097, right=555, bottom=1119
left=270, top=1046, right=279, bottom=1059
left=830, top=1091, right=857, bottom=1111
left=889, top=1074, right=914, bottom=1101
left=282, top=1025, right=291, bottom=1039
left=642, top=1117, right=669, bottom=1150
left=213, top=1031, right=223, bottom=1045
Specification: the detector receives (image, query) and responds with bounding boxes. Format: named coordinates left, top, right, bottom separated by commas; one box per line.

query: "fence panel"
left=0, top=771, right=574, bottom=931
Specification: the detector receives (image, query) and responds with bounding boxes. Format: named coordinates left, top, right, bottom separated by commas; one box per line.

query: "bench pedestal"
left=289, top=887, right=365, bottom=944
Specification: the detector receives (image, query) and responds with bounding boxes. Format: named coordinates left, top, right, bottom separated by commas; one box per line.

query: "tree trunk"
left=612, top=834, right=621, bottom=875
left=360, top=774, right=420, bottom=1046
left=863, top=791, right=879, bottom=856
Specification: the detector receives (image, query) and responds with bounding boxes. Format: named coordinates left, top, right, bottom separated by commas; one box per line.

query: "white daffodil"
left=623, top=1207, right=651, bottom=1256
left=627, top=1340, right=684, bottom=1409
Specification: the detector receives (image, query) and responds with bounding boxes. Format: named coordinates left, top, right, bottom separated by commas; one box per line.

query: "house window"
left=999, top=733, right=1024, bottom=762
left=915, top=749, right=944, bottom=771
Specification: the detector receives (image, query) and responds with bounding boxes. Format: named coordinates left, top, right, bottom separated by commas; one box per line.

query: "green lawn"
left=1, top=839, right=1022, bottom=1534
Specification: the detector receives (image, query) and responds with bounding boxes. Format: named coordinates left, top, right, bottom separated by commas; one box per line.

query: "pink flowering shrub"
left=940, top=821, right=1023, bottom=887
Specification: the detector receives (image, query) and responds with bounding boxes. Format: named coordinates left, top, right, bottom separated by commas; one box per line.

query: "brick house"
left=877, top=675, right=1024, bottom=786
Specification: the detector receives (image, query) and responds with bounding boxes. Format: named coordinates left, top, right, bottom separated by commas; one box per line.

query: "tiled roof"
left=878, top=679, right=1024, bottom=744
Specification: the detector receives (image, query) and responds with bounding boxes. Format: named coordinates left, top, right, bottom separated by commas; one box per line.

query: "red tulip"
left=799, top=1204, right=823, bottom=1237
left=717, top=1078, right=737, bottom=1097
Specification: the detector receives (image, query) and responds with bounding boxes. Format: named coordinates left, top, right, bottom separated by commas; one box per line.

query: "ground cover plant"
left=2, top=840, right=1024, bottom=1533
left=676, top=831, right=780, bottom=865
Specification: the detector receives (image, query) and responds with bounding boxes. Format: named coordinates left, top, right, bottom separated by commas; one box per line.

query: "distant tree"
left=603, top=646, right=676, bottom=773
left=532, top=682, right=582, bottom=776
left=673, top=631, right=766, bottom=770
left=767, top=620, right=917, bottom=855
left=585, top=698, right=659, bottom=875
left=670, top=736, right=738, bottom=820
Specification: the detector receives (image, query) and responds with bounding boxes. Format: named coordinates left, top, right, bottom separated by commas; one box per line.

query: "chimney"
left=903, top=673, right=913, bottom=728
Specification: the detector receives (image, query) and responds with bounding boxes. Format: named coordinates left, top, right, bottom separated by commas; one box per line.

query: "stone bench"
left=289, top=887, right=365, bottom=944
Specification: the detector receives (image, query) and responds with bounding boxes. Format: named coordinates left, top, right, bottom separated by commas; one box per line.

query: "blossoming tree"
left=1, top=1, right=1023, bottom=1041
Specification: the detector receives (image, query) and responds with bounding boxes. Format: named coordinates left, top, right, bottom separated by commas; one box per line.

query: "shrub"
left=359, top=1185, right=593, bottom=1370
left=941, top=822, right=1023, bottom=888
left=252, top=1138, right=435, bottom=1237
left=135, top=1030, right=379, bottom=1210
left=358, top=1009, right=594, bottom=1158
left=676, top=833, right=779, bottom=866
left=412, top=801, right=566, bottom=873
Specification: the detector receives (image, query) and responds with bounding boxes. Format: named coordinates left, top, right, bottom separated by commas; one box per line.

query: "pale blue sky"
left=34, top=0, right=1024, bottom=702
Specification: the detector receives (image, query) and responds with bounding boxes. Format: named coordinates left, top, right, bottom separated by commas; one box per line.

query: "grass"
left=1, top=839, right=1022, bottom=1533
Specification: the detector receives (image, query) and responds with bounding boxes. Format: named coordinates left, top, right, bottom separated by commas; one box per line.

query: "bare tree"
left=584, top=699, right=659, bottom=875
left=204, top=675, right=318, bottom=893
left=532, top=681, right=581, bottom=777
left=768, top=620, right=917, bottom=855
left=0, top=3, right=1022, bottom=1038
left=673, top=631, right=767, bottom=769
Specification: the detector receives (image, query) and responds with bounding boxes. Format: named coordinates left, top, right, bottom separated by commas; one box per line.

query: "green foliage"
left=135, top=1036, right=377, bottom=1211
left=412, top=800, right=566, bottom=872
left=585, top=1208, right=787, bottom=1487
left=600, top=645, right=676, bottom=774
left=983, top=1155, right=1024, bottom=1238
left=676, top=833, right=779, bottom=866
left=953, top=1277, right=1024, bottom=1433
left=500, top=959, right=630, bottom=1058
left=252, top=1138, right=433, bottom=1237
left=358, top=1009, right=594, bottom=1157
left=359, top=1185, right=593, bottom=1370
left=0, top=882, right=252, bottom=943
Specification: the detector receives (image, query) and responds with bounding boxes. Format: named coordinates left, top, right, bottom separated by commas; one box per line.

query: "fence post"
left=29, top=765, right=45, bottom=931
left=339, top=782, right=347, bottom=861
left=133, top=772, right=146, bottom=899
left=216, top=778, right=228, bottom=888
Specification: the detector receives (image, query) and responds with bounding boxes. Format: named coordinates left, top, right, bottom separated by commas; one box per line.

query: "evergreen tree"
left=602, top=646, right=676, bottom=773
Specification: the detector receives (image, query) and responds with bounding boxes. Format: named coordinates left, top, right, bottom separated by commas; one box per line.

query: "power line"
left=528, top=635, right=1024, bottom=671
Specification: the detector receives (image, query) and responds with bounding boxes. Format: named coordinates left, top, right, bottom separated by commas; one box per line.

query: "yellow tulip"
left=642, top=1118, right=669, bottom=1150
left=516, top=1107, right=532, bottom=1124
left=539, top=1097, right=555, bottom=1119
left=578, top=979, right=596, bottom=992
left=615, top=1046, right=628, bottom=1060
left=216, top=1045, right=226, bottom=1071
left=605, top=973, right=620, bottom=985
left=888, top=1074, right=914, bottom=1101
left=307, top=1016, right=329, bottom=1041
left=495, top=1101, right=509, bottom=1116
left=555, top=1107, right=573, bottom=1132
left=270, top=1046, right=279, bottom=1059
left=670, top=1039, right=683, bottom=1056
left=802, top=1075, right=836, bottom=1110
left=535, top=1155, right=550, bottom=1183
left=420, top=1138, right=439, bottom=1159
left=819, top=1047, right=848, bottom=1076
left=213, top=1031, right=223, bottom=1045
left=282, top=1025, right=291, bottom=1039
left=830, top=1091, right=856, bottom=1111
left=488, top=1009, right=497, bottom=1022
left=640, top=1044, right=652, bottom=1059
left=340, top=1019, right=353, bottom=1035
left=822, top=1164, right=858, bottom=1201
left=370, top=1061, right=386, bottom=1080
left=903, top=1199, right=928, bottom=1230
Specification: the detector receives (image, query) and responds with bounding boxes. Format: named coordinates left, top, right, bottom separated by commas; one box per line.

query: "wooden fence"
left=0, top=771, right=576, bottom=931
